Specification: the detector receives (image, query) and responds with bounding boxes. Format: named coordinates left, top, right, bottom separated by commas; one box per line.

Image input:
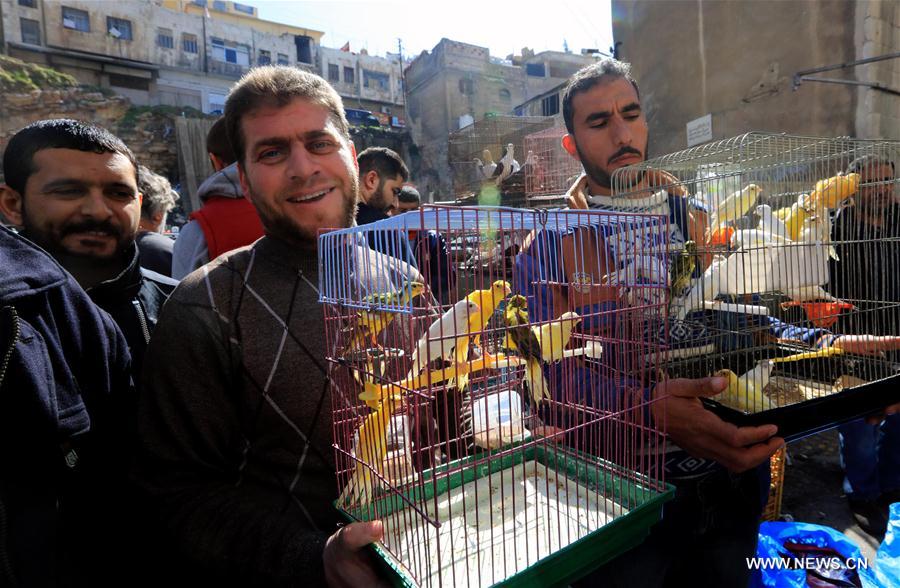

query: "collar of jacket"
left=0, top=226, right=68, bottom=301
left=86, top=242, right=143, bottom=302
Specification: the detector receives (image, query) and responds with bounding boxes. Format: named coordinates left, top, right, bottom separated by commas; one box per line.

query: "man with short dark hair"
left=171, top=117, right=265, bottom=279
left=136, top=165, right=178, bottom=276
left=394, top=184, right=421, bottom=214
left=356, top=146, right=409, bottom=223
left=0, top=119, right=176, bottom=380
left=134, top=66, right=421, bottom=586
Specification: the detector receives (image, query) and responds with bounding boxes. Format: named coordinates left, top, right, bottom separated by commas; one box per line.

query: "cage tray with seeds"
left=337, top=444, right=674, bottom=588
left=666, top=343, right=900, bottom=442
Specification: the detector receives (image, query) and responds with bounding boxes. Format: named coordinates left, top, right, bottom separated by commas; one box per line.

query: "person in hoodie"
left=0, top=118, right=177, bottom=383
left=171, top=116, right=264, bottom=279
left=0, top=225, right=134, bottom=586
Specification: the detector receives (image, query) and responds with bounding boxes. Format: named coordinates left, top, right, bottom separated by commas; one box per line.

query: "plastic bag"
left=752, top=521, right=881, bottom=588
left=875, top=502, right=900, bottom=587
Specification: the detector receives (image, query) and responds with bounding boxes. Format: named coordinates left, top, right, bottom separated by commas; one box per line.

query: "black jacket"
left=0, top=226, right=134, bottom=586
left=87, top=243, right=178, bottom=381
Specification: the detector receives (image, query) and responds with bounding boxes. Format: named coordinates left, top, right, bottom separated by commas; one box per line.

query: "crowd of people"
left=0, top=58, right=898, bottom=587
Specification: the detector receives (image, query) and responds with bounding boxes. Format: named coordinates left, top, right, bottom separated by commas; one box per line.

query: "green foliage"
left=0, top=55, right=77, bottom=91
left=119, top=104, right=210, bottom=129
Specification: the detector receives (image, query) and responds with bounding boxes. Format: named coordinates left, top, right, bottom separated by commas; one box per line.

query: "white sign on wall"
left=686, top=114, right=713, bottom=147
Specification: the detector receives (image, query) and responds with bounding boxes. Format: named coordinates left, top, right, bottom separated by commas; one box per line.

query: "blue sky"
left=246, top=1, right=614, bottom=60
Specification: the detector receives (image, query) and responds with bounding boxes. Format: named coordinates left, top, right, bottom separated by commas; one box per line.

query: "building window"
left=157, top=28, right=174, bottom=49
left=258, top=49, right=271, bottom=65
left=182, top=33, right=198, bottom=54
left=499, top=88, right=511, bottom=101
left=18, top=0, right=37, bottom=8
left=20, top=18, right=40, bottom=44
left=526, top=63, right=546, bottom=77
left=458, top=78, right=474, bottom=95
left=211, top=38, right=250, bottom=66
left=328, top=63, right=339, bottom=82
left=107, top=16, right=132, bottom=41
left=62, top=6, right=90, bottom=32
left=541, top=93, right=560, bottom=116
left=363, top=70, right=389, bottom=91
left=295, top=35, right=312, bottom=64
left=209, top=92, right=226, bottom=115
left=233, top=2, right=254, bottom=14
left=343, top=66, right=354, bottom=85
left=277, top=53, right=289, bottom=65
left=212, top=0, right=226, bottom=11
left=192, top=0, right=207, bottom=6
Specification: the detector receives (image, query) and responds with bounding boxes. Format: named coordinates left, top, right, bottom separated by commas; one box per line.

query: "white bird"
left=477, top=149, right=496, bottom=180
left=755, top=204, right=789, bottom=240
left=406, top=299, right=480, bottom=379
left=676, top=254, right=727, bottom=320
left=730, top=228, right=789, bottom=251
left=799, top=213, right=839, bottom=261
left=782, top=284, right=837, bottom=303
left=492, top=143, right=519, bottom=185
left=710, top=184, right=762, bottom=228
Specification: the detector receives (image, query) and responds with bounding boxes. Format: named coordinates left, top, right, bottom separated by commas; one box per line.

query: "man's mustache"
left=608, top=146, right=643, bottom=165
left=61, top=219, right=122, bottom=238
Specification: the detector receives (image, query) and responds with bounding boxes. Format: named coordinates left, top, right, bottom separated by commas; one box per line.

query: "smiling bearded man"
left=133, top=66, right=422, bottom=587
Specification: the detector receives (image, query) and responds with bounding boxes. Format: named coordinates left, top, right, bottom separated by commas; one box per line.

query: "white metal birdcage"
left=609, top=132, right=900, bottom=439
left=319, top=206, right=674, bottom=587
left=523, top=125, right=584, bottom=208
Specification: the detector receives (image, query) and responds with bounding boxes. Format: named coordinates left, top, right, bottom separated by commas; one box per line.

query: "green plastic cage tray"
left=337, top=444, right=674, bottom=587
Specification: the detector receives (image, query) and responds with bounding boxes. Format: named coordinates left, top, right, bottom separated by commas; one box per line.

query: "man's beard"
left=20, top=207, right=132, bottom=260
left=575, top=141, right=649, bottom=192
left=246, top=176, right=359, bottom=247
left=370, top=178, right=392, bottom=213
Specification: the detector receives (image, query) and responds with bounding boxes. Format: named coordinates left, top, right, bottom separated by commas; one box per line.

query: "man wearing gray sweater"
left=134, top=66, right=413, bottom=586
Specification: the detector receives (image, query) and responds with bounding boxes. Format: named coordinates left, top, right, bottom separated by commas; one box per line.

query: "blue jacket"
left=0, top=226, right=134, bottom=586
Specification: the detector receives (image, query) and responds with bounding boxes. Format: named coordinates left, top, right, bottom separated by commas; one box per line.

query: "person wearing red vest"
left=171, top=118, right=265, bottom=279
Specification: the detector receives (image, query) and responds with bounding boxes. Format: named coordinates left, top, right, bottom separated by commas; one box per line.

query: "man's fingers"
left=717, top=436, right=784, bottom=473
left=339, top=521, right=383, bottom=551
left=656, top=376, right=728, bottom=400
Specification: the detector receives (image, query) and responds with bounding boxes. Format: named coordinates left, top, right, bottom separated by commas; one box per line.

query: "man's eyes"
left=309, top=140, right=337, bottom=153
left=259, top=148, right=284, bottom=160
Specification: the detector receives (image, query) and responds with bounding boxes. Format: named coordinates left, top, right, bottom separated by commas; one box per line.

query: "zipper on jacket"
left=0, top=306, right=21, bottom=391
left=132, top=300, right=151, bottom=345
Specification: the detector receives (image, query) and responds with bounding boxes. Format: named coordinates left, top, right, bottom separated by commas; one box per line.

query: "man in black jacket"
left=0, top=225, right=134, bottom=586
left=0, top=119, right=176, bottom=379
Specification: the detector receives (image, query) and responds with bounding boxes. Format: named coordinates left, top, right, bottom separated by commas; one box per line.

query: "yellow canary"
left=714, top=361, right=774, bottom=413
left=453, top=280, right=512, bottom=391
left=343, top=282, right=426, bottom=354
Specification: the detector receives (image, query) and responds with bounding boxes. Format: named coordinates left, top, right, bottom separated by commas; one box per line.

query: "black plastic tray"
left=667, top=343, right=900, bottom=442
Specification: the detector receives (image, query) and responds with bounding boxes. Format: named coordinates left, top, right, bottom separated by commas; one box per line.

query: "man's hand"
left=833, top=335, right=900, bottom=356
left=323, top=521, right=388, bottom=588
left=651, top=376, right=784, bottom=473
left=566, top=174, right=590, bottom=209
left=865, top=402, right=900, bottom=425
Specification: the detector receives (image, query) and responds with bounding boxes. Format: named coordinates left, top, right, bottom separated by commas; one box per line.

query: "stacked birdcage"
left=320, top=206, right=675, bottom=587
left=523, top=125, right=585, bottom=208
left=448, top=115, right=555, bottom=203
left=611, top=132, right=900, bottom=440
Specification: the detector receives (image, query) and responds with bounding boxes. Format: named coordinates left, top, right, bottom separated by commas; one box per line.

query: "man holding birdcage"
left=518, top=58, right=900, bottom=586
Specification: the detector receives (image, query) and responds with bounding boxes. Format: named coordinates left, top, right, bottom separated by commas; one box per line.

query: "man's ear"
left=349, top=142, right=358, bottom=171
left=562, top=134, right=580, bottom=160
left=362, top=170, right=380, bottom=193
left=0, top=185, right=25, bottom=226
left=237, top=163, right=252, bottom=202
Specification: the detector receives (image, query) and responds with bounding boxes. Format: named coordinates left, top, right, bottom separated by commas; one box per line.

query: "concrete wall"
left=854, top=1, right=900, bottom=140
left=611, top=0, right=871, bottom=155
left=320, top=45, right=405, bottom=111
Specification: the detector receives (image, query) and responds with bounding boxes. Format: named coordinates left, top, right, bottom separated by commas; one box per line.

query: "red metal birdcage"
left=319, top=205, right=674, bottom=587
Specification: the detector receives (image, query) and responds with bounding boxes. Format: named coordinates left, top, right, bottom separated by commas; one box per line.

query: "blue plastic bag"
left=875, top=502, right=900, bottom=587
left=752, top=521, right=881, bottom=587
